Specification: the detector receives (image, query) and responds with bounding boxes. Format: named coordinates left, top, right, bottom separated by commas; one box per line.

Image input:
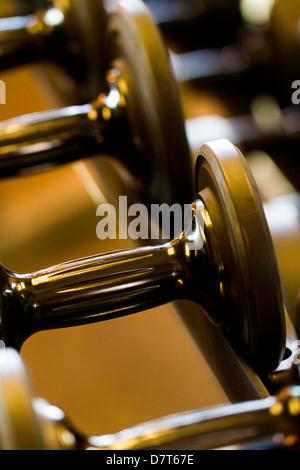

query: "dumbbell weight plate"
left=105, top=0, right=193, bottom=206
left=195, top=140, right=286, bottom=376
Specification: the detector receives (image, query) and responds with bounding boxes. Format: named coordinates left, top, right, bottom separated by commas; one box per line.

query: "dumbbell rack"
left=0, top=0, right=299, bottom=448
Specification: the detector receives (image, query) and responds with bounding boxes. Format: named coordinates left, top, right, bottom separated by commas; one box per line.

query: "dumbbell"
left=0, top=140, right=286, bottom=379
left=1, top=347, right=300, bottom=450
left=0, top=0, right=193, bottom=209
left=0, top=0, right=107, bottom=98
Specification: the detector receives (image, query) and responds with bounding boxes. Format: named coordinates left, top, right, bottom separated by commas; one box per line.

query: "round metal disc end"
left=105, top=0, right=193, bottom=206
left=195, top=139, right=286, bottom=378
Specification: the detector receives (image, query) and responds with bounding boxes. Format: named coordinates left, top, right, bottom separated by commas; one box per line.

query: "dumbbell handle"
left=0, top=74, right=130, bottom=177
left=0, top=232, right=192, bottom=349
left=0, top=199, right=210, bottom=350
left=0, top=104, right=100, bottom=175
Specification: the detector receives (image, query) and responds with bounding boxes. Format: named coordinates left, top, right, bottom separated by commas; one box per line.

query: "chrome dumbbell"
left=0, top=140, right=285, bottom=379
left=1, top=347, right=299, bottom=450
left=0, top=0, right=193, bottom=208
left=0, top=0, right=107, bottom=98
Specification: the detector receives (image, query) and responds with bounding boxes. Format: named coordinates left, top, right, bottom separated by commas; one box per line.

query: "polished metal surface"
left=0, top=77, right=126, bottom=174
